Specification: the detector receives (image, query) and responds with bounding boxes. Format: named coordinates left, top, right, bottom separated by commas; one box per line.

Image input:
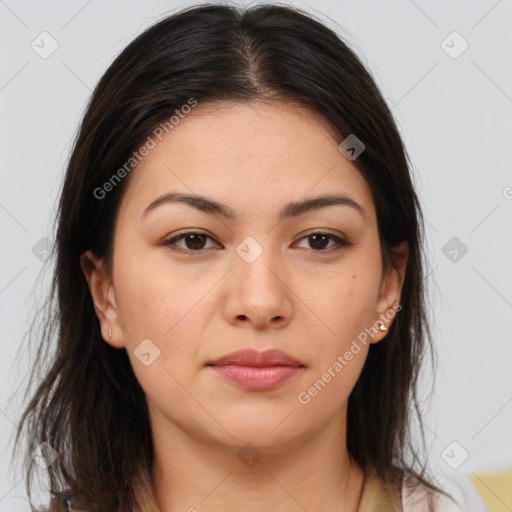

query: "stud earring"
left=378, top=323, right=388, bottom=332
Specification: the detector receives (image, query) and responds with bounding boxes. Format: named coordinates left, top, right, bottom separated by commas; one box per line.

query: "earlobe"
left=80, top=250, right=125, bottom=349
left=372, top=241, right=409, bottom=343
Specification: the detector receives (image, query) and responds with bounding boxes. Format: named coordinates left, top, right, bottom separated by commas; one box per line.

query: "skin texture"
left=80, top=101, right=408, bottom=511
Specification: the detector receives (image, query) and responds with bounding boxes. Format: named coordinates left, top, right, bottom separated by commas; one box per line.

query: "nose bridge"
left=224, top=234, right=293, bottom=326
left=234, top=234, right=283, bottom=294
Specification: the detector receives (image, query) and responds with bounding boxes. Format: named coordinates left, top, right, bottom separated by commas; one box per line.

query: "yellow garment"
left=359, top=468, right=512, bottom=511
left=357, top=471, right=402, bottom=511
left=470, top=469, right=512, bottom=511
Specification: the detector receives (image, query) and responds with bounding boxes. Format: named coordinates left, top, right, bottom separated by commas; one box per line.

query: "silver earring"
left=379, top=323, right=388, bottom=332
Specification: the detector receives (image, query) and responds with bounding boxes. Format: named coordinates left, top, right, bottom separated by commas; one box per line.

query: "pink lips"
left=206, top=348, right=305, bottom=391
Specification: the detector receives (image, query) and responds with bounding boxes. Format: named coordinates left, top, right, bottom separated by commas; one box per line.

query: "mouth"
left=206, top=348, right=306, bottom=391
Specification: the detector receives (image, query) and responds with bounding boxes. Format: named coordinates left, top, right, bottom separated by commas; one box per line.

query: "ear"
left=370, top=241, right=409, bottom=344
left=80, top=249, right=125, bottom=349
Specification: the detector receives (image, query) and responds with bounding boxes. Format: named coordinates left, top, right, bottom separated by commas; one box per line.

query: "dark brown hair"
left=13, top=2, right=451, bottom=510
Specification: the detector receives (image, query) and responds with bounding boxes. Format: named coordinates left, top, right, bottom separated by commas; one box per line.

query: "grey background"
left=1, top=0, right=511, bottom=509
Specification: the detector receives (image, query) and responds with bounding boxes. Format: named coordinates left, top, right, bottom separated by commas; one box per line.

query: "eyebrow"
left=142, top=192, right=366, bottom=222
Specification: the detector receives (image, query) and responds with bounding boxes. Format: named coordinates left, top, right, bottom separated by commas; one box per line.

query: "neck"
left=149, top=406, right=365, bottom=512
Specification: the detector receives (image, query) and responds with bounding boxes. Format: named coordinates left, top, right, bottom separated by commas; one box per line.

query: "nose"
left=222, top=247, right=293, bottom=330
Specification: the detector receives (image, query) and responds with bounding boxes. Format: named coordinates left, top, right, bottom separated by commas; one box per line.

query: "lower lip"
left=208, top=364, right=303, bottom=391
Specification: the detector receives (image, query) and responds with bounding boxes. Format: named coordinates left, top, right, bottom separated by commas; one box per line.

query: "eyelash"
left=161, top=229, right=353, bottom=255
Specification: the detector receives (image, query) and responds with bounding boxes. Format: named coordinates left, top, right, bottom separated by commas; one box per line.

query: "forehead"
left=118, top=100, right=376, bottom=223
left=144, top=100, right=341, bottom=164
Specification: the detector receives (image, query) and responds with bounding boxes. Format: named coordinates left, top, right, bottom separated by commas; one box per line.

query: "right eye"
left=162, top=230, right=220, bottom=254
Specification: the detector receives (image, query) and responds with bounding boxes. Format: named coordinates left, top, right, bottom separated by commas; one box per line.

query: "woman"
left=13, top=3, right=489, bottom=511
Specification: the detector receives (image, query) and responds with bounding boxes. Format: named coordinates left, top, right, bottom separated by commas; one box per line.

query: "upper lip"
left=207, top=349, right=304, bottom=368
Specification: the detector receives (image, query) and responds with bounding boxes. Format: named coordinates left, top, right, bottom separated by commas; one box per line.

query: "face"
left=81, top=101, right=407, bottom=454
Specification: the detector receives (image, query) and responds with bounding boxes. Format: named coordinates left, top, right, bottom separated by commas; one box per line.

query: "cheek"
left=306, top=266, right=380, bottom=357
left=114, top=270, right=172, bottom=342
left=112, top=245, right=216, bottom=385
left=115, top=257, right=207, bottom=421
left=112, top=240, right=197, bottom=342
left=295, top=276, right=375, bottom=417
left=295, top=256, right=382, bottom=412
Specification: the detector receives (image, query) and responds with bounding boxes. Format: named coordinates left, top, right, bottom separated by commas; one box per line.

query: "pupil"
left=311, top=234, right=327, bottom=249
left=186, top=234, right=205, bottom=250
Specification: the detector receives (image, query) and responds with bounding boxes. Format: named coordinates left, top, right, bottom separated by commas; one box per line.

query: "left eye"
left=162, top=231, right=351, bottom=253
left=295, top=232, right=350, bottom=251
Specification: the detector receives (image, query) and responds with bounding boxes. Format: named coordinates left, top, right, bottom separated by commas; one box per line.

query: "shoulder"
left=401, top=472, right=490, bottom=512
